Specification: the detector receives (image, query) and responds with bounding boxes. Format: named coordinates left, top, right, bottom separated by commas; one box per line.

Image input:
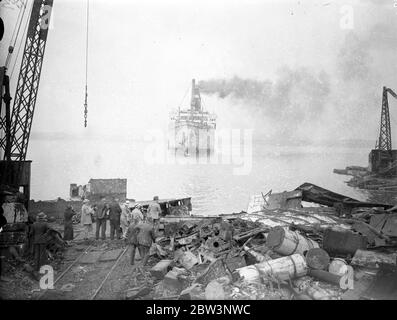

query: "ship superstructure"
left=169, top=79, right=216, bottom=154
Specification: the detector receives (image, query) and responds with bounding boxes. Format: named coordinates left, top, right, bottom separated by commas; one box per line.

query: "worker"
left=81, top=199, right=93, bottom=240
left=30, top=212, right=50, bottom=271
left=108, top=198, right=122, bottom=240
left=63, top=205, right=76, bottom=241
left=125, top=218, right=139, bottom=265
left=95, top=201, right=109, bottom=240
left=120, top=200, right=131, bottom=239
left=126, top=217, right=156, bottom=266
left=147, top=196, right=161, bottom=232
left=131, top=204, right=144, bottom=224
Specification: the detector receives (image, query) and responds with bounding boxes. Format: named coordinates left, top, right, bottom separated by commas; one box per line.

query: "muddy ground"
left=0, top=222, right=162, bottom=300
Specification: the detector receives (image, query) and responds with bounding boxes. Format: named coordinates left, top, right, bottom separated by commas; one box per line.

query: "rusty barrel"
left=305, top=248, right=330, bottom=270
left=266, top=226, right=319, bottom=256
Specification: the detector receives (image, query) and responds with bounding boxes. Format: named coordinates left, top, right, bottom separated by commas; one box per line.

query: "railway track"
left=37, top=241, right=129, bottom=300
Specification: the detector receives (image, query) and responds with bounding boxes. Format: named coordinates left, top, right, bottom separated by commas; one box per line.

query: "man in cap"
left=126, top=216, right=156, bottom=266
left=147, top=196, right=161, bottom=233
left=30, top=212, right=50, bottom=271
left=81, top=199, right=94, bottom=240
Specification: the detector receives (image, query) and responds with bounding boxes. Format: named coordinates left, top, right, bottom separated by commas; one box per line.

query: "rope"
left=84, top=0, right=89, bottom=127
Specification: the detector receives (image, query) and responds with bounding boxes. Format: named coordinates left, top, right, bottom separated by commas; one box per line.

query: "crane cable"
left=10, top=0, right=32, bottom=79
left=178, top=85, right=190, bottom=109
left=5, top=0, right=28, bottom=70
left=84, top=0, right=89, bottom=127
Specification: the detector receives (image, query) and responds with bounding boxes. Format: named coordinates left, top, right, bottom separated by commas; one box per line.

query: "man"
left=120, top=200, right=131, bottom=239
left=108, top=199, right=122, bottom=240
left=81, top=199, right=93, bottom=240
left=147, top=196, right=161, bottom=232
left=30, top=212, right=50, bottom=271
left=131, top=204, right=144, bottom=224
left=63, top=205, right=76, bottom=241
left=126, top=217, right=155, bottom=266
left=95, top=200, right=109, bottom=240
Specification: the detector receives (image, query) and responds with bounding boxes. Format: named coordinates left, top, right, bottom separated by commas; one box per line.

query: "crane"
left=375, top=86, right=397, bottom=151
left=0, top=0, right=54, bottom=208
left=370, top=86, right=397, bottom=176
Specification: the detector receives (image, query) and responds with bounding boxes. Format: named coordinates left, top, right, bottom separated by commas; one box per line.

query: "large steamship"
left=168, top=79, right=216, bottom=155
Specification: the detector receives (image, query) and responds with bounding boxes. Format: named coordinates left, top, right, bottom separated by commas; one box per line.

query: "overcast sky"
left=1, top=0, right=397, bottom=145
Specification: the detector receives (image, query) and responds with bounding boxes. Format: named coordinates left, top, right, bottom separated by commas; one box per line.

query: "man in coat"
left=81, top=199, right=93, bottom=240
left=108, top=199, right=122, bottom=240
left=95, top=200, right=109, bottom=240
left=30, top=212, right=50, bottom=271
left=126, top=217, right=155, bottom=266
left=131, top=204, right=144, bottom=225
left=120, top=200, right=131, bottom=239
left=147, top=196, right=161, bottom=233
left=63, top=205, right=76, bottom=241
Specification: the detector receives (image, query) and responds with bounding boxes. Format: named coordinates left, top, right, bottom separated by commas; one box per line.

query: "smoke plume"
left=198, top=3, right=397, bottom=144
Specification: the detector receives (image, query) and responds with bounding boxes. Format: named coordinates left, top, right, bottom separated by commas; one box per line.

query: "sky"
left=1, top=0, right=397, bottom=147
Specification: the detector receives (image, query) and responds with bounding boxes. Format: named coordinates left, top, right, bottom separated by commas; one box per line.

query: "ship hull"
left=168, top=122, right=215, bottom=152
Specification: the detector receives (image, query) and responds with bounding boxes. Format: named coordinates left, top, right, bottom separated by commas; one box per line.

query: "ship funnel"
left=190, top=79, right=201, bottom=111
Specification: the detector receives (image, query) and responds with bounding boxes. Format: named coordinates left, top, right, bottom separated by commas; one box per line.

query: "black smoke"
left=198, top=5, right=397, bottom=143
left=199, top=67, right=330, bottom=123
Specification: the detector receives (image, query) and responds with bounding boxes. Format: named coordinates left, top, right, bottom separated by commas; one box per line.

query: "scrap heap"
left=129, top=182, right=397, bottom=300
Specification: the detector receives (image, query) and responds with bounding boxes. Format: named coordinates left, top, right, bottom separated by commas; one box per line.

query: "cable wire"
left=5, top=0, right=26, bottom=68
left=178, top=84, right=190, bottom=109
left=84, top=0, right=89, bottom=127
left=10, top=0, right=32, bottom=79
left=11, top=0, right=28, bottom=48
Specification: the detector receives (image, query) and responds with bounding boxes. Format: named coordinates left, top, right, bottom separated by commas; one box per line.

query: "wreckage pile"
left=134, top=183, right=397, bottom=300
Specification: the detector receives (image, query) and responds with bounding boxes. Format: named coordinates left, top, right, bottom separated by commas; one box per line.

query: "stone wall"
left=28, top=199, right=83, bottom=220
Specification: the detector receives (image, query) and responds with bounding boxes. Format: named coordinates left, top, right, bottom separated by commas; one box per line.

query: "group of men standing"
left=78, top=198, right=128, bottom=241
left=72, top=196, right=162, bottom=266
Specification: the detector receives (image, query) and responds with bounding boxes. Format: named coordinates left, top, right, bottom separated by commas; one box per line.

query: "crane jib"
left=8, top=0, right=54, bottom=162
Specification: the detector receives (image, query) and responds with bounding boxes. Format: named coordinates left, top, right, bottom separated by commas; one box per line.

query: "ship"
left=168, top=79, right=216, bottom=155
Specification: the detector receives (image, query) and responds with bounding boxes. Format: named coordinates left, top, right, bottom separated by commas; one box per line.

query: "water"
left=28, top=137, right=394, bottom=215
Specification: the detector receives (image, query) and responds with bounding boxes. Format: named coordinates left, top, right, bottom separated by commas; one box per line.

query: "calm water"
left=28, top=137, right=394, bottom=215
